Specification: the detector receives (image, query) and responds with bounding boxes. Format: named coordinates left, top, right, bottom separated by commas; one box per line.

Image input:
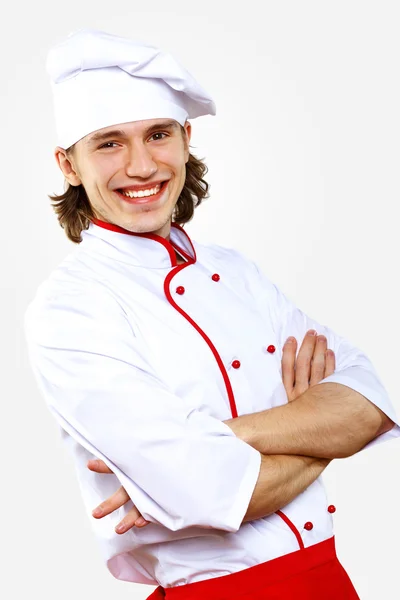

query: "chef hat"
left=46, top=28, right=216, bottom=149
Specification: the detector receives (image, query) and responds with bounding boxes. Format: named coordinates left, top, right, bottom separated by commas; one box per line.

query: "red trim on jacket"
left=91, top=218, right=196, bottom=267
left=164, top=264, right=239, bottom=419
left=275, top=510, right=305, bottom=550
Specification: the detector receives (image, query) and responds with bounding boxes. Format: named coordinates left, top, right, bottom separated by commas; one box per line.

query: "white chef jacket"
left=24, top=220, right=400, bottom=588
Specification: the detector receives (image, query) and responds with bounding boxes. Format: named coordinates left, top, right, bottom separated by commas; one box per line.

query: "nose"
left=125, top=141, right=157, bottom=179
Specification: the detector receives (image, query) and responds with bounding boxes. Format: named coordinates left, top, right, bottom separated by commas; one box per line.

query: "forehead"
left=83, top=118, right=179, bottom=146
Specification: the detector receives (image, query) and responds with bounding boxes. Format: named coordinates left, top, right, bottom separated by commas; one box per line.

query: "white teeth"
left=120, top=183, right=162, bottom=198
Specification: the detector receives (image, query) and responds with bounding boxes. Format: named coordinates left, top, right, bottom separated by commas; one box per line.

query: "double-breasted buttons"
left=211, top=273, right=220, bottom=282
left=328, top=505, right=336, bottom=514
left=267, top=345, right=276, bottom=353
left=232, top=360, right=241, bottom=369
left=176, top=286, right=185, bottom=295
left=304, top=522, right=314, bottom=531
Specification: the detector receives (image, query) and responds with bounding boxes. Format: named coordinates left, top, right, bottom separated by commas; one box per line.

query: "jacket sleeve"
left=24, top=282, right=261, bottom=533
left=233, top=250, right=400, bottom=451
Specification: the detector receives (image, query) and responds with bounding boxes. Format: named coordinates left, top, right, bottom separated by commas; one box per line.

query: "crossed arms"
left=240, top=379, right=392, bottom=523
left=89, top=330, right=394, bottom=533
left=25, top=270, right=398, bottom=533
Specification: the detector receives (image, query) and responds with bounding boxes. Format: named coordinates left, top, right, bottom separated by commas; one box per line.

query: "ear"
left=54, top=147, right=82, bottom=186
left=183, top=121, right=192, bottom=163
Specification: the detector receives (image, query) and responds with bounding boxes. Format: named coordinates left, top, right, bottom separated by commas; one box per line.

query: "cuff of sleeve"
left=317, top=367, right=400, bottom=450
left=224, top=446, right=262, bottom=533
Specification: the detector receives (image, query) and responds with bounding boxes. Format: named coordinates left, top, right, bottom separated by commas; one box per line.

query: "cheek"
left=88, top=157, right=120, bottom=185
left=155, top=143, right=186, bottom=172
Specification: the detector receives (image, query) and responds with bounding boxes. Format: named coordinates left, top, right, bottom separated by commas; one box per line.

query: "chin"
left=121, top=211, right=172, bottom=235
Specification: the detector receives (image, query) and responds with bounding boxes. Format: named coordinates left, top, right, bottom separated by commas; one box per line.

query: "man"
left=24, top=29, right=399, bottom=599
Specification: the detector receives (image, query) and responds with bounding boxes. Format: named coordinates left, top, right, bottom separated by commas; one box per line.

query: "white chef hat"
left=46, top=28, right=216, bottom=149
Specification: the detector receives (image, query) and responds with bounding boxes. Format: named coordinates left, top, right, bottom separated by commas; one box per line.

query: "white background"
left=3, top=1, right=400, bottom=598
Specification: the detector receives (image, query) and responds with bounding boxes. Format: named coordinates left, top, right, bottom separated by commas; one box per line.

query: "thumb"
left=87, top=459, right=114, bottom=474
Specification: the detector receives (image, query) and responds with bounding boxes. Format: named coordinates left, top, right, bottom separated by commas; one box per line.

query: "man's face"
left=55, top=118, right=192, bottom=239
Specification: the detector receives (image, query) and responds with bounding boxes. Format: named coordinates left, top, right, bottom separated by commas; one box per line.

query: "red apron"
left=146, top=536, right=360, bottom=599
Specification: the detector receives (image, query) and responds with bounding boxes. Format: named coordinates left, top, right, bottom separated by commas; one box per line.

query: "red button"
left=212, top=273, right=220, bottom=282
left=328, top=505, right=336, bottom=514
left=176, top=286, right=185, bottom=295
left=232, top=360, right=241, bottom=369
left=267, top=345, right=276, bottom=353
left=304, top=522, right=313, bottom=531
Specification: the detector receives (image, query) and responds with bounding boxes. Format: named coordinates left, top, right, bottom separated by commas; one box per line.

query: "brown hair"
left=48, top=125, right=210, bottom=244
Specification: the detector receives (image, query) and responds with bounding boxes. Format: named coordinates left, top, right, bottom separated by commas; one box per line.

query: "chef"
left=25, top=28, right=400, bottom=599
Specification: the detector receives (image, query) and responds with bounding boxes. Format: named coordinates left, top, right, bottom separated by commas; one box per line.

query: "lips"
left=117, top=180, right=168, bottom=194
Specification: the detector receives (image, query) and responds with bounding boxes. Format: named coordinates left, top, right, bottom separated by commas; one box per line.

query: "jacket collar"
left=80, top=218, right=196, bottom=269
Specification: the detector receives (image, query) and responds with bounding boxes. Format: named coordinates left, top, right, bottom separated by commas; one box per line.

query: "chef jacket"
left=24, top=219, right=400, bottom=588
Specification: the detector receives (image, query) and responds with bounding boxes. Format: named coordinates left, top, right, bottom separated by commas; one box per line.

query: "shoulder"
left=192, top=239, right=256, bottom=271
left=24, top=263, right=124, bottom=340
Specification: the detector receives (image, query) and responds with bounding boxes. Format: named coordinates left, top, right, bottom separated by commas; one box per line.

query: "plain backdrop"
left=3, top=1, right=400, bottom=599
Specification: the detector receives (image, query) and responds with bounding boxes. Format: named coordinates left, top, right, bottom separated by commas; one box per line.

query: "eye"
left=98, top=142, right=119, bottom=149
left=149, top=132, right=168, bottom=142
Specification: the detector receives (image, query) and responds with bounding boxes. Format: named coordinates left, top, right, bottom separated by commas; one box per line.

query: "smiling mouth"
left=116, top=180, right=169, bottom=202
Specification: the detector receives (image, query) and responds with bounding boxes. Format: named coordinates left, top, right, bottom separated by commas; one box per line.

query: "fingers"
left=92, top=485, right=130, bottom=518
left=87, top=459, right=150, bottom=533
left=282, top=330, right=336, bottom=402
left=294, top=329, right=318, bottom=394
left=281, top=337, right=297, bottom=398
left=325, top=348, right=336, bottom=377
left=87, top=459, right=113, bottom=473
left=115, top=509, right=150, bottom=534
left=309, top=335, right=328, bottom=386
left=92, top=486, right=150, bottom=533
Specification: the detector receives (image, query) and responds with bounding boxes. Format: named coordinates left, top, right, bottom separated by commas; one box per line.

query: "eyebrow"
left=85, top=120, right=179, bottom=146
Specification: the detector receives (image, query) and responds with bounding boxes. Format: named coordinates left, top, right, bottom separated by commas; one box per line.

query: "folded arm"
left=225, top=381, right=394, bottom=459
left=24, top=283, right=263, bottom=532
left=243, top=454, right=330, bottom=522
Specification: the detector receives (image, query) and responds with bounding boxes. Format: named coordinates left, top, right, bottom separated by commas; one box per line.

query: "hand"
left=282, top=329, right=336, bottom=402
left=87, top=459, right=149, bottom=534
